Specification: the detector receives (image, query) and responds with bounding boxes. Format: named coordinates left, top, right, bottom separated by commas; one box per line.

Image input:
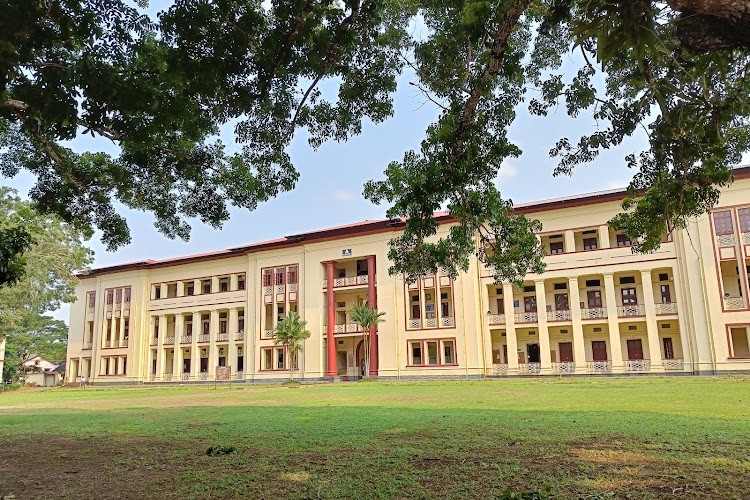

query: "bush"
left=206, top=446, right=237, bottom=456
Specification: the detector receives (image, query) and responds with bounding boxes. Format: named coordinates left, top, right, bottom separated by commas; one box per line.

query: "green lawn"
left=1, top=377, right=749, bottom=499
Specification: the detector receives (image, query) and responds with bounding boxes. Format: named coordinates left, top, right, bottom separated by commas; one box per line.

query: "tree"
left=350, top=301, right=385, bottom=378
left=2, top=315, right=68, bottom=383
left=2, top=0, right=748, bottom=284
left=273, top=312, right=311, bottom=381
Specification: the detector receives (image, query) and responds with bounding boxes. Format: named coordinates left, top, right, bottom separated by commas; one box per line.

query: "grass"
left=1, top=377, right=749, bottom=499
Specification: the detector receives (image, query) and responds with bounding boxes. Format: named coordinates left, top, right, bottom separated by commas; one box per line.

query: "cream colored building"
left=65, top=167, right=750, bottom=383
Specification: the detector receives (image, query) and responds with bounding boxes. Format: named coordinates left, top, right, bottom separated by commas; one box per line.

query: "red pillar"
left=326, top=261, right=337, bottom=377
left=367, top=255, right=378, bottom=376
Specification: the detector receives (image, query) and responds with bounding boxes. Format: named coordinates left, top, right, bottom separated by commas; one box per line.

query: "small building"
left=22, top=355, right=58, bottom=373
left=25, top=371, right=60, bottom=387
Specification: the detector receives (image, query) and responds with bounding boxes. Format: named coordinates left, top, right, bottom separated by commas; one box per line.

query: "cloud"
left=606, top=179, right=628, bottom=189
left=496, top=163, right=519, bottom=185
left=333, top=189, right=357, bottom=202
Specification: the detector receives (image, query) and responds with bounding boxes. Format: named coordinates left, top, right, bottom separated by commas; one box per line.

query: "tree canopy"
left=2, top=0, right=748, bottom=283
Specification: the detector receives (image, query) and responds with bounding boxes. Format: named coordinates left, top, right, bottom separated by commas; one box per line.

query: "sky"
left=6, top=2, right=747, bottom=323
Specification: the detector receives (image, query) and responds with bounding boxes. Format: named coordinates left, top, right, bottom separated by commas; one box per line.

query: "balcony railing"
left=217, top=333, right=228, bottom=342
left=181, top=372, right=191, bottom=381
left=743, top=232, right=750, bottom=244
left=104, top=339, right=111, bottom=347
left=323, top=275, right=371, bottom=288
left=514, top=311, right=538, bottom=324
left=518, top=362, right=541, bottom=374
left=663, top=359, right=684, bottom=371
left=424, top=318, right=438, bottom=329
left=617, top=304, right=645, bottom=317
left=625, top=359, right=650, bottom=372
left=442, top=316, right=454, bottom=327
left=234, top=371, right=244, bottom=380
left=198, top=372, right=209, bottom=380
left=181, top=335, right=192, bottom=344
left=581, top=307, right=607, bottom=319
left=587, top=360, right=610, bottom=373
left=487, top=313, right=505, bottom=325
left=150, top=337, right=158, bottom=346
left=164, top=336, right=175, bottom=345
left=408, top=318, right=421, bottom=329
left=492, top=363, right=508, bottom=376
left=552, top=361, right=575, bottom=374
left=724, top=297, right=746, bottom=310
left=163, top=374, right=173, bottom=381
left=84, top=341, right=92, bottom=350
left=547, top=309, right=571, bottom=321
left=716, top=234, right=736, bottom=246
left=120, top=338, right=128, bottom=348
left=198, top=334, right=210, bottom=343
left=262, top=330, right=274, bottom=339
left=236, top=330, right=245, bottom=341
left=655, top=302, right=679, bottom=315
left=334, top=323, right=363, bottom=334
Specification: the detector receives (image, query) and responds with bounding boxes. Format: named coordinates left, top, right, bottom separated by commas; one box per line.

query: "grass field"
left=1, top=377, right=749, bottom=499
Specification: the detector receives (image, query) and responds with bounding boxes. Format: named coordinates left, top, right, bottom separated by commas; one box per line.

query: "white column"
left=209, top=310, right=219, bottom=377
left=598, top=225, right=611, bottom=249
left=671, top=266, right=691, bottom=371
left=569, top=277, right=587, bottom=371
left=641, top=270, right=664, bottom=372
left=229, top=308, right=239, bottom=375
left=230, top=274, right=239, bottom=291
left=160, top=283, right=168, bottom=299
left=194, top=279, right=201, bottom=295
left=157, top=314, right=167, bottom=378
left=191, top=312, right=200, bottom=378
left=174, top=314, right=184, bottom=376
left=211, top=276, right=219, bottom=294
left=603, top=273, right=624, bottom=372
left=535, top=279, right=552, bottom=373
left=503, top=284, right=518, bottom=373
left=176, top=281, right=185, bottom=297
left=564, top=230, right=576, bottom=253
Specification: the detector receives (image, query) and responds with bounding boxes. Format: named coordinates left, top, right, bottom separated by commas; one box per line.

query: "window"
left=443, top=341, right=455, bottom=364
left=587, top=290, right=602, bottom=308
left=88, top=292, right=95, bottom=308
left=275, top=267, right=285, bottom=285
left=276, top=348, right=285, bottom=369
left=287, top=266, right=298, bottom=284
left=107, top=290, right=114, bottom=304
left=554, top=293, right=569, bottom=311
left=585, top=279, right=601, bottom=287
left=660, top=285, right=672, bottom=304
left=122, top=357, right=127, bottom=375
left=202, top=314, right=210, bottom=336
left=186, top=322, right=193, bottom=336
left=185, top=282, right=194, bottom=296
left=219, top=277, right=229, bottom=292
left=356, top=259, right=368, bottom=276
left=549, top=241, right=564, bottom=254
left=410, top=342, right=422, bottom=365
left=553, top=282, right=567, bottom=290
left=263, top=349, right=272, bottom=370
left=524, top=296, right=537, bottom=313
left=663, top=337, right=674, bottom=359
left=123, top=319, right=129, bottom=338
left=583, top=237, right=598, bottom=251
left=115, top=289, right=122, bottom=304
left=620, top=276, right=636, bottom=284
left=219, top=312, right=228, bottom=334
left=202, top=279, right=212, bottom=294
left=426, top=342, right=439, bottom=365
left=262, top=269, right=273, bottom=287
left=496, top=299, right=504, bottom=314
left=729, top=327, right=750, bottom=357
left=124, top=287, right=131, bottom=303
left=238, top=310, right=245, bottom=332
left=616, top=234, right=632, bottom=247
left=739, top=208, right=750, bottom=233
left=152, top=287, right=160, bottom=300
left=713, top=210, right=734, bottom=235
left=237, top=274, right=246, bottom=290
left=621, top=287, right=638, bottom=305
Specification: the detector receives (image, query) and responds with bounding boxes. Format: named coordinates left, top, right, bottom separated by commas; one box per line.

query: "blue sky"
left=6, top=2, right=747, bottom=322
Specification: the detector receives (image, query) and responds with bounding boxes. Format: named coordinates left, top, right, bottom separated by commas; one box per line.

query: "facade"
left=65, top=168, right=750, bottom=383
left=22, top=355, right=58, bottom=373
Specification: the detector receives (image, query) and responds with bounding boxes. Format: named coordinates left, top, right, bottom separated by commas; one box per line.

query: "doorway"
left=592, top=341, right=608, bottom=361
left=337, top=351, right=348, bottom=375
left=627, top=339, right=644, bottom=360
left=558, top=342, right=573, bottom=362
left=527, top=343, right=541, bottom=363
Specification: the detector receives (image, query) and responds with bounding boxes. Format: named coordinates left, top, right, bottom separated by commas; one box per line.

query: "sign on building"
left=216, top=366, right=231, bottom=381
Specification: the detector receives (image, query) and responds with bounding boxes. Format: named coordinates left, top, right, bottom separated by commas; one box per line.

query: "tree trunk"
left=668, top=0, right=750, bottom=50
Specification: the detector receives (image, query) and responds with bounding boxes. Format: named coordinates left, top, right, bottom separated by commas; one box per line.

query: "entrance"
left=337, top=351, right=348, bottom=375
left=558, top=342, right=573, bottom=362
left=627, top=339, right=644, bottom=360
left=592, top=341, right=608, bottom=361
left=527, top=343, right=541, bottom=363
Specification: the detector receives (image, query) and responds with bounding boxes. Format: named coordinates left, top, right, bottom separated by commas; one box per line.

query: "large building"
left=65, top=168, right=750, bottom=383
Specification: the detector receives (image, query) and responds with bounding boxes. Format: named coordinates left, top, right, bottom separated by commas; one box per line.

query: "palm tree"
left=273, top=312, right=311, bottom=381
left=350, top=301, right=385, bottom=378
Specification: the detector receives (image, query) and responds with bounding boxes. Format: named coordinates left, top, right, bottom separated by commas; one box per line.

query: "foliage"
left=349, top=301, right=385, bottom=377
left=273, top=312, right=311, bottom=380
left=0, top=225, right=31, bottom=287
left=2, top=0, right=748, bottom=281
left=2, top=315, right=68, bottom=383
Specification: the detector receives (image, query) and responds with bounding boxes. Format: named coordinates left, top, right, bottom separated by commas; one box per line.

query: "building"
left=22, top=355, right=58, bottom=374
left=65, top=168, right=750, bottom=383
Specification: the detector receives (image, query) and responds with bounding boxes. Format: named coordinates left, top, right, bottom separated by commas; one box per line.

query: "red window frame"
left=262, top=270, right=273, bottom=287
left=738, top=208, right=750, bottom=233
left=287, top=266, right=298, bottom=284
left=406, top=338, right=458, bottom=367
left=713, top=210, right=734, bottom=235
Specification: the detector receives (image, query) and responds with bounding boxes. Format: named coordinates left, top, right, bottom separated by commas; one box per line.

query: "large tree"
left=2, top=315, right=68, bottom=383
left=2, top=0, right=748, bottom=283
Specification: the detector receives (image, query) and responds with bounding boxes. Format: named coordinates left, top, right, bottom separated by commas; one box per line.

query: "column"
left=157, top=314, right=167, bottom=378
left=568, top=277, right=587, bottom=370
left=535, top=279, right=552, bottom=374
left=598, top=225, right=611, bottom=249
left=230, top=274, right=239, bottom=291
left=670, top=266, right=691, bottom=371
left=176, top=281, right=185, bottom=297
left=194, top=279, right=201, bottom=295
left=174, top=314, right=184, bottom=376
left=211, top=276, right=219, bottom=294
left=229, top=308, right=239, bottom=375
left=209, top=310, right=219, bottom=377
left=118, top=313, right=126, bottom=347
left=503, top=284, right=519, bottom=373
left=641, top=270, right=664, bottom=372
left=367, top=255, right=378, bottom=376
left=191, top=312, right=200, bottom=378
left=326, top=261, right=337, bottom=377
left=160, top=283, right=168, bottom=299
left=603, top=273, right=624, bottom=372
left=564, top=230, right=576, bottom=253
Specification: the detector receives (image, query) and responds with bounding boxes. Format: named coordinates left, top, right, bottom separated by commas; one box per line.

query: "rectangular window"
left=524, top=296, right=537, bottom=313
left=410, top=342, right=422, bottom=365
left=238, top=310, right=245, bottom=332
left=202, top=280, right=212, bottom=294
left=122, top=357, right=127, bottom=375
left=262, top=269, right=273, bottom=286
left=200, top=357, right=208, bottom=373
left=496, top=298, right=504, bottom=314
left=152, top=287, right=160, bottom=300
left=730, top=327, right=750, bottom=357
left=275, top=268, right=286, bottom=285
left=276, top=348, right=285, bottom=370
left=124, top=287, right=131, bottom=303
left=237, top=274, right=246, bottom=290
left=739, top=208, right=750, bottom=233
left=616, top=234, right=632, bottom=247
left=443, top=340, right=455, bottom=364
left=426, top=341, right=439, bottom=365
left=186, top=322, right=193, bottom=336
left=237, top=355, right=244, bottom=372
left=660, top=285, right=672, bottom=304
left=587, top=290, right=602, bottom=308
left=202, top=317, right=210, bottom=336
left=263, top=349, right=272, bottom=370
left=713, top=210, right=734, bottom=235
left=219, top=277, right=229, bottom=292
left=115, top=289, right=122, bottom=304
left=123, top=319, right=129, bottom=338
left=88, top=292, right=96, bottom=308
left=549, top=241, right=564, bottom=254
left=554, top=293, right=569, bottom=311
left=583, top=237, right=598, bottom=251
left=287, top=266, right=298, bottom=284
left=107, top=290, right=114, bottom=304
left=663, top=337, right=674, bottom=359
left=185, top=282, right=194, bottom=296
left=219, top=313, right=227, bottom=334
left=621, top=287, right=638, bottom=305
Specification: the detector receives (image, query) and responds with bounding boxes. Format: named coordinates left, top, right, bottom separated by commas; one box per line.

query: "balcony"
left=217, top=333, right=228, bottom=342
left=492, top=364, right=508, bottom=376
left=724, top=297, right=746, bottom=310
left=150, top=337, right=158, bottom=346
left=104, top=339, right=111, bottom=348
left=617, top=304, right=645, bottom=317
left=581, top=307, right=607, bottom=319
left=547, top=309, right=571, bottom=322
left=743, top=231, right=750, bottom=244
left=262, top=330, right=274, bottom=339
left=84, top=341, right=92, bottom=350
left=514, top=311, right=538, bottom=324
left=587, top=361, right=610, bottom=373
left=518, top=362, right=541, bottom=374
left=236, top=330, right=245, bottom=341
left=198, top=372, right=209, bottom=381
left=663, top=359, right=684, bottom=371
left=181, top=335, right=192, bottom=344
left=441, top=316, right=454, bottom=327
left=334, top=323, right=364, bottom=334
left=716, top=233, right=736, bottom=246
left=322, top=275, right=370, bottom=289
left=408, top=318, right=421, bottom=329
left=625, top=359, right=651, bottom=372
left=181, top=373, right=191, bottom=381
left=655, top=302, right=679, bottom=315
left=552, top=361, right=575, bottom=374
left=487, top=313, right=505, bottom=325
left=164, top=336, right=175, bottom=345
left=120, top=338, right=128, bottom=348
left=198, top=334, right=210, bottom=343
left=162, top=374, right=173, bottom=382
